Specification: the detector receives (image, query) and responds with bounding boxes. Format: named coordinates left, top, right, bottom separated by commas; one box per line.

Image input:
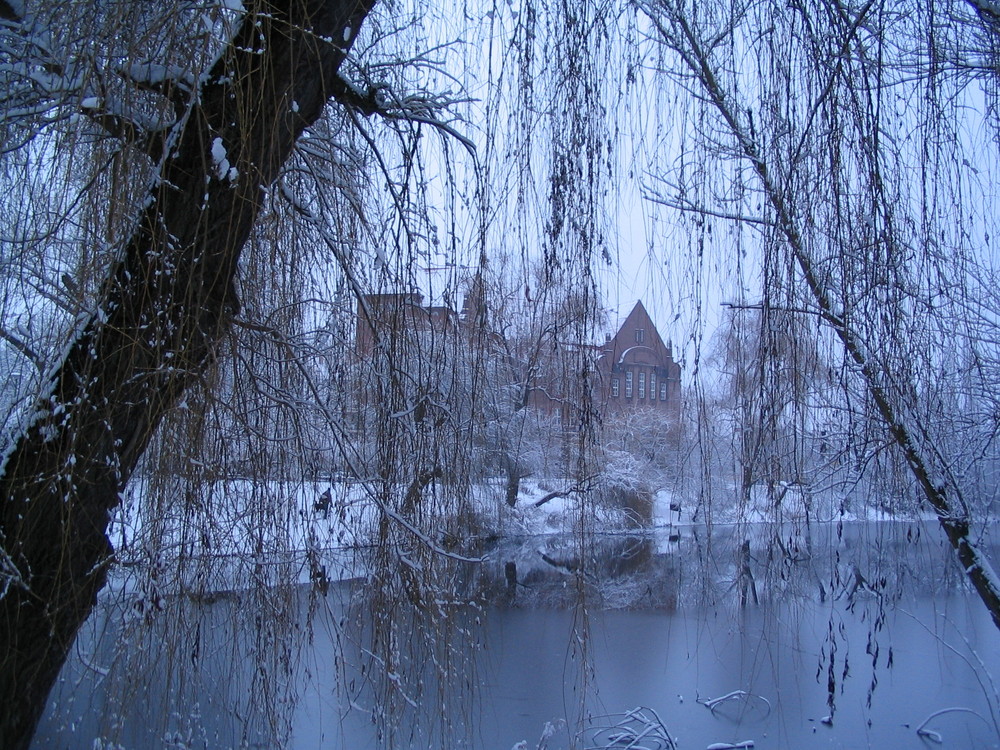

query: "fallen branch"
left=584, top=706, right=677, bottom=750
left=914, top=706, right=992, bottom=744
left=697, top=690, right=772, bottom=716
left=534, top=489, right=575, bottom=508
left=533, top=476, right=597, bottom=507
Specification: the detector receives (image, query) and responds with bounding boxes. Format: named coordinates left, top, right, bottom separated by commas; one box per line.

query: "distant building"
left=352, top=291, right=680, bottom=424
left=596, top=300, right=681, bottom=418
left=522, top=300, right=681, bottom=425
left=354, top=292, right=457, bottom=356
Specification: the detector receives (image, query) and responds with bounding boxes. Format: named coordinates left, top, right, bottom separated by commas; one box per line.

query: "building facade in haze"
left=352, top=292, right=680, bottom=425
left=596, top=300, right=681, bottom=418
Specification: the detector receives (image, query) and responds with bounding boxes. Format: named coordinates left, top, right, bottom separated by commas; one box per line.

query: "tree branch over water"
left=639, top=0, right=1000, bottom=631
left=0, top=1, right=374, bottom=746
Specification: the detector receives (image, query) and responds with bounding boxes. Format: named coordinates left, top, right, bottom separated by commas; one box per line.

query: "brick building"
left=354, top=292, right=458, bottom=356
left=520, top=300, right=681, bottom=425
left=596, top=300, right=681, bottom=418
left=352, top=292, right=680, bottom=424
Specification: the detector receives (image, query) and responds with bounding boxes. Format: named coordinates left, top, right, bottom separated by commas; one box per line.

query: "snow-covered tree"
left=0, top=1, right=466, bottom=745
left=6, top=0, right=1000, bottom=748
left=638, top=0, right=1000, bottom=628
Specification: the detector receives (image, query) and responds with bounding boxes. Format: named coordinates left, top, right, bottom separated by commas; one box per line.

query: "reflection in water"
left=35, top=521, right=1000, bottom=749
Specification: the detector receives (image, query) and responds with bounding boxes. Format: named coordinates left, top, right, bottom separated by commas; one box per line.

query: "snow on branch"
left=0, top=3, right=194, bottom=157
left=697, top=690, right=772, bottom=716
left=915, top=706, right=993, bottom=743
left=330, top=73, right=476, bottom=155
left=79, top=94, right=178, bottom=155
left=584, top=707, right=677, bottom=750
left=0, top=6, right=82, bottom=136
left=967, top=0, right=1000, bottom=31
left=0, top=326, right=43, bottom=374
left=118, top=61, right=196, bottom=118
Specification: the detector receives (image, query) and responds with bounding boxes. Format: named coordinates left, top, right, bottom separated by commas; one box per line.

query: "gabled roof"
left=609, top=300, right=671, bottom=359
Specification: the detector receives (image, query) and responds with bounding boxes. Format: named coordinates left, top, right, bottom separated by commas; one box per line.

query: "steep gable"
left=607, top=300, right=672, bottom=365
left=597, top=300, right=681, bottom=416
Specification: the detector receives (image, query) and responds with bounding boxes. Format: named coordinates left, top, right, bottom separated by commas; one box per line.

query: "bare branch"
left=332, top=73, right=477, bottom=155
left=0, top=327, right=43, bottom=374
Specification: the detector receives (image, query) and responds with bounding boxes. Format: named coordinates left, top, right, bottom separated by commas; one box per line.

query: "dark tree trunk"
left=0, top=2, right=374, bottom=747
left=504, top=455, right=521, bottom=507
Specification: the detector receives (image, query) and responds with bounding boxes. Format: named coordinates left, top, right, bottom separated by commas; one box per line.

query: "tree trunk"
left=0, top=2, right=374, bottom=747
left=504, top=453, right=522, bottom=507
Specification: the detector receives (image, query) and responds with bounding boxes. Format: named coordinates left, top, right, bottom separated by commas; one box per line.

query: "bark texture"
left=0, top=1, right=374, bottom=747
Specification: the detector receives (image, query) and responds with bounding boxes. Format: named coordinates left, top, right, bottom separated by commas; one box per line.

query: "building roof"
left=604, top=301, right=673, bottom=360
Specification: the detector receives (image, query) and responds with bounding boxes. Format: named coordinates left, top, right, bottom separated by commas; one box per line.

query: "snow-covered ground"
left=105, top=473, right=935, bottom=601
left=693, top=481, right=937, bottom=526
left=104, top=474, right=685, bottom=597
left=110, top=476, right=680, bottom=559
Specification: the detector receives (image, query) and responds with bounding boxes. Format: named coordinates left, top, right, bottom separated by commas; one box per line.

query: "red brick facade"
left=521, top=300, right=681, bottom=425
left=596, top=301, right=681, bottom=418
left=352, top=293, right=680, bottom=425
left=354, top=292, right=457, bottom=356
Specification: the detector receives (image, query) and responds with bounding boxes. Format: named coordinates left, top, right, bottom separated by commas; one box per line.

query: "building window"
left=660, top=382, right=667, bottom=401
left=635, top=328, right=645, bottom=344
left=638, top=372, right=646, bottom=399
left=611, top=378, right=620, bottom=398
left=649, top=372, right=656, bottom=400
left=625, top=371, right=633, bottom=398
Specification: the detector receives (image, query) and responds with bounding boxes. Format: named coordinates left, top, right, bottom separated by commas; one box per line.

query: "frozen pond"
left=36, top=521, right=1000, bottom=749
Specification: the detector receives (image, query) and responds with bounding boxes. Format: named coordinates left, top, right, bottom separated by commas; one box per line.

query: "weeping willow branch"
left=642, top=0, right=1000, bottom=631
left=0, top=2, right=375, bottom=747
